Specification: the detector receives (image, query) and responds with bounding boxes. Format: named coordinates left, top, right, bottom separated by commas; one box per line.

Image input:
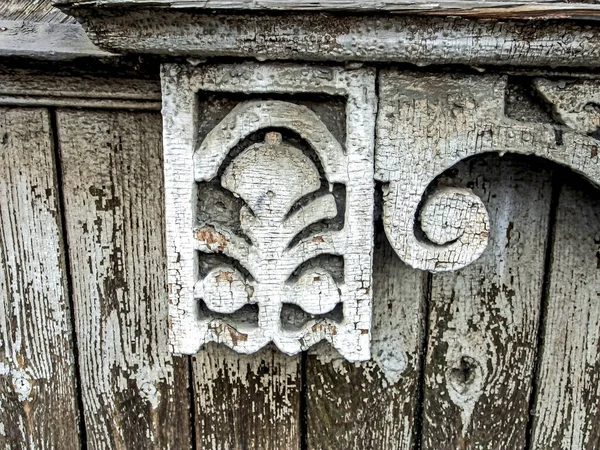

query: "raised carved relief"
left=162, top=63, right=376, bottom=361
left=376, top=72, right=600, bottom=273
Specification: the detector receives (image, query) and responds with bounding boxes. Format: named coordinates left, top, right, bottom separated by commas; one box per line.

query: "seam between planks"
left=188, top=355, right=197, bottom=450
left=523, top=168, right=562, bottom=450
left=413, top=272, right=432, bottom=450
left=49, top=107, right=89, bottom=450
left=300, top=351, right=308, bottom=450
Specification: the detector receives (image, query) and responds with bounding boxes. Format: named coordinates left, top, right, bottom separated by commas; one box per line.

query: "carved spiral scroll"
left=383, top=184, right=489, bottom=273
left=377, top=72, right=600, bottom=274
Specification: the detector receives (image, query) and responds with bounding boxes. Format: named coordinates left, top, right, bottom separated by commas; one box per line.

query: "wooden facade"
left=1, top=1, right=600, bottom=449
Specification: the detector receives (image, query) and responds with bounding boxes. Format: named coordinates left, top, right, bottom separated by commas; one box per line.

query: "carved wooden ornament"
left=163, top=62, right=600, bottom=361
left=162, top=63, right=376, bottom=361
left=376, top=72, right=600, bottom=273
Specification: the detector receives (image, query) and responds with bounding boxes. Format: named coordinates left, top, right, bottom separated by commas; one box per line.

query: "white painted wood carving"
left=162, top=63, right=376, bottom=361
left=376, top=72, right=600, bottom=272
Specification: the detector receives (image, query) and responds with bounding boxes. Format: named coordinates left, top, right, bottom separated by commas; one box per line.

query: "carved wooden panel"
left=162, top=63, right=376, bottom=361
left=376, top=72, right=600, bottom=273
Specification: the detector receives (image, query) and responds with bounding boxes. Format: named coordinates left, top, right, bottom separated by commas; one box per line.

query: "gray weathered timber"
left=0, top=72, right=160, bottom=101
left=57, top=109, right=191, bottom=450
left=0, top=71, right=160, bottom=109
left=1, top=0, right=72, bottom=23
left=376, top=72, right=600, bottom=273
left=0, top=20, right=110, bottom=60
left=306, top=226, right=427, bottom=450
left=0, top=108, right=80, bottom=449
left=194, top=345, right=300, bottom=450
left=59, top=10, right=600, bottom=68
left=421, top=154, right=553, bottom=449
left=55, top=0, right=600, bottom=19
left=530, top=178, right=600, bottom=449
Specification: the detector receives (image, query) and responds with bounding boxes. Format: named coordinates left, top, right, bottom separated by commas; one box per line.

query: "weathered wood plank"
left=193, top=346, right=301, bottom=450
left=421, top=154, right=554, bottom=449
left=0, top=20, right=111, bottom=60
left=64, top=10, right=600, bottom=68
left=0, top=107, right=80, bottom=449
left=56, top=0, right=600, bottom=19
left=530, top=175, right=600, bottom=449
left=305, top=223, right=427, bottom=450
left=1, top=0, right=72, bottom=23
left=58, top=109, right=191, bottom=450
left=0, top=72, right=160, bottom=101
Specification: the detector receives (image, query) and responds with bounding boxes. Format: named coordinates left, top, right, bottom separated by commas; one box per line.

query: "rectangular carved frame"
left=162, top=63, right=376, bottom=361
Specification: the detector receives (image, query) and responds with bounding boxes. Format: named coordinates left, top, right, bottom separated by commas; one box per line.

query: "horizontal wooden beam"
left=0, top=70, right=161, bottom=108
left=54, top=0, right=600, bottom=20
left=61, top=9, right=600, bottom=68
left=0, top=20, right=111, bottom=59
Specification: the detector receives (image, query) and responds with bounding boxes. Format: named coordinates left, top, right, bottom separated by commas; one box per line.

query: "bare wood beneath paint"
left=306, top=227, right=427, bottom=450
left=194, top=345, right=301, bottom=450
left=0, top=108, right=80, bottom=449
left=422, top=155, right=553, bottom=448
left=56, top=0, right=600, bottom=19
left=57, top=110, right=191, bottom=450
left=63, top=10, right=600, bottom=68
left=530, top=177, right=600, bottom=449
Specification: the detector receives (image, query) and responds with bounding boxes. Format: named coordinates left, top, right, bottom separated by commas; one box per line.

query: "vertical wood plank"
left=530, top=175, right=600, bottom=449
left=421, top=154, right=554, bottom=449
left=0, top=107, right=80, bottom=449
left=305, top=222, right=427, bottom=450
left=57, top=109, right=191, bottom=450
left=194, top=346, right=301, bottom=450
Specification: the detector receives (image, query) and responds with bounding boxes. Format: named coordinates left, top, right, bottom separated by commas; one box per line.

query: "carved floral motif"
left=162, top=63, right=376, bottom=361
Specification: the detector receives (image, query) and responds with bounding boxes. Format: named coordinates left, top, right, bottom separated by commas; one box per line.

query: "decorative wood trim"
left=162, top=62, right=376, bottom=361
left=59, top=9, right=600, bottom=68
left=376, top=72, right=600, bottom=272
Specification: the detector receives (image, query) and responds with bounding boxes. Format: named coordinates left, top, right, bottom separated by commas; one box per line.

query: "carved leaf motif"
left=162, top=64, right=375, bottom=361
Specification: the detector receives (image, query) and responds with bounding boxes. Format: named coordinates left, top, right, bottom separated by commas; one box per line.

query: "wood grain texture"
left=305, top=223, right=427, bottom=450
left=0, top=70, right=160, bottom=109
left=1, top=0, right=72, bottom=23
left=65, top=10, right=600, bottom=69
left=56, top=0, right=600, bottom=19
left=193, top=345, right=300, bottom=450
left=421, top=154, right=554, bottom=449
left=0, top=20, right=111, bottom=60
left=529, top=175, right=600, bottom=450
left=0, top=107, right=80, bottom=449
left=57, top=109, right=191, bottom=450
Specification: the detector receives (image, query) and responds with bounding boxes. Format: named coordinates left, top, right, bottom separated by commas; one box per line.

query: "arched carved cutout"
left=376, top=72, right=600, bottom=272
left=194, top=100, right=348, bottom=183
left=162, top=63, right=375, bottom=361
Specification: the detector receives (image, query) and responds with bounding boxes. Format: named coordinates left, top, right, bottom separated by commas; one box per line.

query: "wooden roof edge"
left=0, top=20, right=113, bottom=60
left=53, top=0, right=600, bottom=20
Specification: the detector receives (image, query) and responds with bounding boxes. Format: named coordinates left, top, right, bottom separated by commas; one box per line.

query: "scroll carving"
left=162, top=63, right=376, bottom=361
left=376, top=72, right=600, bottom=272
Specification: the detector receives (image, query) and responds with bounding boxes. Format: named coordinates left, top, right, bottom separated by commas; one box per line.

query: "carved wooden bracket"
left=162, top=62, right=600, bottom=360
left=376, top=72, right=600, bottom=272
left=162, top=63, right=376, bottom=361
